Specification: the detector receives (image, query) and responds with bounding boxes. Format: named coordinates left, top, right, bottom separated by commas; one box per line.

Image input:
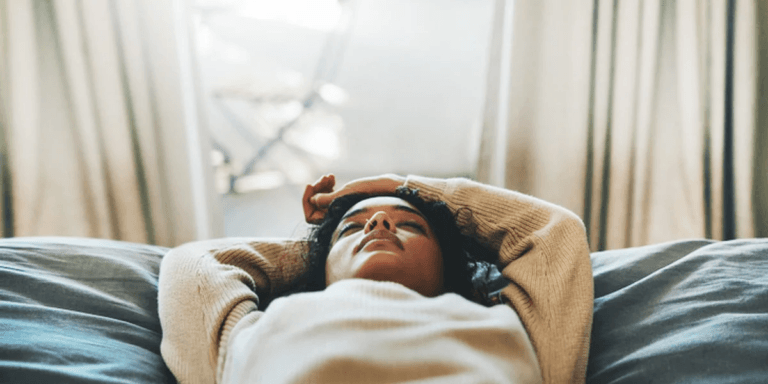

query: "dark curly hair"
left=275, top=187, right=498, bottom=307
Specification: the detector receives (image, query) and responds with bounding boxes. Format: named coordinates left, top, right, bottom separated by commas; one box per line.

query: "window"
left=189, top=0, right=494, bottom=236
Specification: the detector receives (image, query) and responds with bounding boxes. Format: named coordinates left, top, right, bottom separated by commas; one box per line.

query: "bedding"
left=0, top=237, right=175, bottom=383
left=1, top=236, right=767, bottom=383
left=587, top=239, right=768, bottom=383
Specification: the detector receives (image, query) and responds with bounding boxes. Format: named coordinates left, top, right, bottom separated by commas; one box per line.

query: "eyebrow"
left=340, top=205, right=427, bottom=222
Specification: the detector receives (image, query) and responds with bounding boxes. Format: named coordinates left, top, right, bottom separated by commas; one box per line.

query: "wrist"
left=403, top=175, right=449, bottom=201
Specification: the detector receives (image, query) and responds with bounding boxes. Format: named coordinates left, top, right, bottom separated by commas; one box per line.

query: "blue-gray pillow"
left=0, top=237, right=175, bottom=383
left=587, top=239, right=768, bottom=383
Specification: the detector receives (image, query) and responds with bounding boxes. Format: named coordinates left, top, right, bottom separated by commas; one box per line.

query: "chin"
left=353, top=253, right=406, bottom=281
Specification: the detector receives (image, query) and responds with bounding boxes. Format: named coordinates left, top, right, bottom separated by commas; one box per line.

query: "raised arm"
left=306, top=173, right=593, bottom=383
left=403, top=175, right=593, bottom=384
left=157, top=237, right=308, bottom=384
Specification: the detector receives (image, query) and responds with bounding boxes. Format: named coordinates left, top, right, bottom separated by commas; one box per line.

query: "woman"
left=158, top=174, right=593, bottom=384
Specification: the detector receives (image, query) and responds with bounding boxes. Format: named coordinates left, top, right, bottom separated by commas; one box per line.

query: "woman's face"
left=325, top=196, right=445, bottom=297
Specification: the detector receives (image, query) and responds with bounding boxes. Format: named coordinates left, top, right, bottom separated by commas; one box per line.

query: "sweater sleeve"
left=404, top=175, right=593, bottom=384
left=157, top=237, right=308, bottom=384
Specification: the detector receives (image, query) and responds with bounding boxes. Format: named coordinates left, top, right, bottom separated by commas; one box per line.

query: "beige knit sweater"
left=158, top=176, right=593, bottom=383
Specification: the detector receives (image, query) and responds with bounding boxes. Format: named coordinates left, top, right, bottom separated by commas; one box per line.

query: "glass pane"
left=189, top=0, right=495, bottom=236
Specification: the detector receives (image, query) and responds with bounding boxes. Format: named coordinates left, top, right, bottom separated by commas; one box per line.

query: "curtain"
left=0, top=0, right=222, bottom=247
left=477, top=0, right=768, bottom=251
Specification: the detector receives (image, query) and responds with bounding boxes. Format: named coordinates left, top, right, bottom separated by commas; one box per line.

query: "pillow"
left=0, top=237, right=175, bottom=383
left=587, top=239, right=768, bottom=383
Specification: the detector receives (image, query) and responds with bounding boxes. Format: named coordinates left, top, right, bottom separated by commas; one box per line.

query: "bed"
left=1, top=236, right=766, bottom=383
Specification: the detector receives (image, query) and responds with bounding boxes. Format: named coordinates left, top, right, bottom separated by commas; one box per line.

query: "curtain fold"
left=0, top=0, right=221, bottom=246
left=478, top=0, right=767, bottom=251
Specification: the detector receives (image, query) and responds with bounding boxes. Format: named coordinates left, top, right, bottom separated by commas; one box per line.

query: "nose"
left=365, top=211, right=394, bottom=233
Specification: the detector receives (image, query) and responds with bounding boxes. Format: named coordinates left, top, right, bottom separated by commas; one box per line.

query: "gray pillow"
left=0, top=237, right=175, bottom=383
left=587, top=239, right=768, bottom=383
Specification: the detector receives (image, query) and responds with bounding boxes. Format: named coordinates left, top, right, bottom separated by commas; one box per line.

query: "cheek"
left=431, top=244, right=444, bottom=267
left=409, top=237, right=444, bottom=266
left=324, top=248, right=340, bottom=284
left=324, top=239, right=353, bottom=284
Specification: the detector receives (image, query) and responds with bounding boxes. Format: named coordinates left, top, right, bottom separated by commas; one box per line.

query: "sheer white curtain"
left=477, top=0, right=768, bottom=251
left=0, top=0, right=221, bottom=246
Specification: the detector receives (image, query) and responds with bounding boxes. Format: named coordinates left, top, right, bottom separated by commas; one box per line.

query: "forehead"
left=347, top=196, right=420, bottom=214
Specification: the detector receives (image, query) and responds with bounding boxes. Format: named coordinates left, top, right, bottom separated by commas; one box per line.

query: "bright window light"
left=236, top=0, right=342, bottom=31
left=285, top=122, right=343, bottom=159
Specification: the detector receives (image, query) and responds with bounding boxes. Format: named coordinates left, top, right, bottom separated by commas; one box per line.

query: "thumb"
left=311, top=192, right=335, bottom=208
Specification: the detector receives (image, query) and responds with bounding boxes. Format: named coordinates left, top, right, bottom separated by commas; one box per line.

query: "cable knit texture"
left=157, top=176, right=593, bottom=384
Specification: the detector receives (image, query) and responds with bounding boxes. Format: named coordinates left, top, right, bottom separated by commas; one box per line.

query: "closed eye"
left=338, top=222, right=363, bottom=237
left=398, top=221, right=426, bottom=234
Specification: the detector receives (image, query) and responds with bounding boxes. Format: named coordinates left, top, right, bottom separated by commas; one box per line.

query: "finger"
left=308, top=211, right=325, bottom=225
left=317, top=174, right=335, bottom=193
left=306, top=175, right=334, bottom=202
left=311, top=192, right=335, bottom=208
left=313, top=173, right=332, bottom=186
left=302, top=184, right=317, bottom=222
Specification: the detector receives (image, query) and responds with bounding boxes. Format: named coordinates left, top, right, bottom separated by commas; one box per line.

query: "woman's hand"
left=302, top=174, right=336, bottom=224
left=302, top=173, right=406, bottom=224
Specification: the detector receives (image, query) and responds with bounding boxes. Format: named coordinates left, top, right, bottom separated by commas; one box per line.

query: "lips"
left=354, top=229, right=404, bottom=254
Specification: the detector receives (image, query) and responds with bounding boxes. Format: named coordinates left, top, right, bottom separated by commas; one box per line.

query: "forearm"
left=404, top=175, right=593, bottom=383
left=157, top=238, right=308, bottom=384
